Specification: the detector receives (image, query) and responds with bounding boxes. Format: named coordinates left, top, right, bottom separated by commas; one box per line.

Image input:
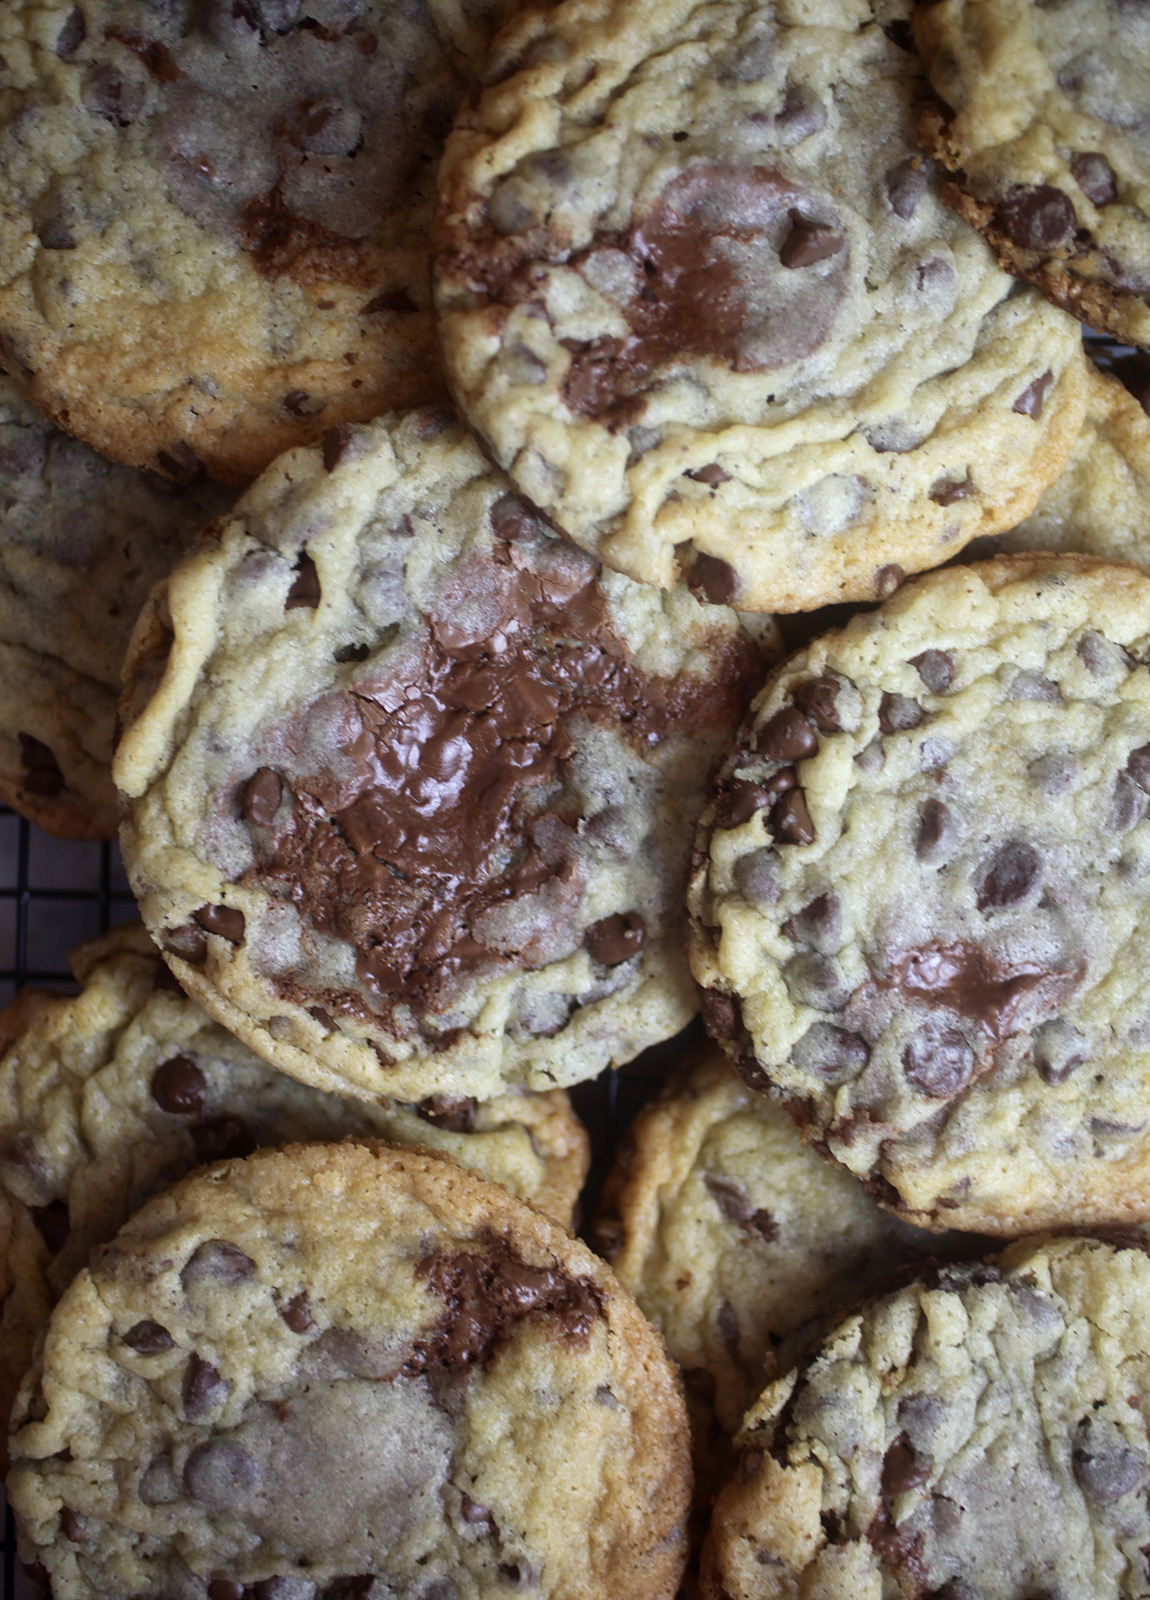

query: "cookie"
left=432, top=0, right=1088, bottom=613
left=0, top=921, right=589, bottom=1464
left=0, top=372, right=231, bottom=838
left=114, top=406, right=771, bottom=1105
left=688, top=552, right=1150, bottom=1236
left=595, top=1046, right=980, bottom=1515
left=916, top=0, right=1150, bottom=350
left=0, top=0, right=519, bottom=487
left=1000, top=357, right=1150, bottom=565
left=702, top=1234, right=1150, bottom=1600
left=7, top=1140, right=690, bottom=1600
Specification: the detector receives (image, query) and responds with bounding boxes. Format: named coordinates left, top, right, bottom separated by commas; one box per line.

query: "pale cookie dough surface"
left=702, top=1235, right=1150, bottom=1600
left=7, top=1141, right=690, bottom=1600
left=1001, top=358, right=1150, bottom=564
left=595, top=1046, right=979, bottom=1515
left=0, top=922, right=589, bottom=1457
left=0, top=0, right=519, bottom=486
left=115, top=407, right=771, bottom=1104
left=915, top=0, right=1150, bottom=350
left=688, top=553, right=1150, bottom=1236
left=432, top=0, right=1088, bottom=613
left=0, top=373, right=231, bottom=837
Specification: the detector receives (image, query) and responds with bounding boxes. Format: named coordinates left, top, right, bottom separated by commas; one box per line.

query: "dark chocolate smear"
left=879, top=943, right=1078, bottom=1041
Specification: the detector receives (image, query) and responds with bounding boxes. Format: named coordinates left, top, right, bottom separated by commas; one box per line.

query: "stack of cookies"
left=4, top=0, right=1150, bottom=1596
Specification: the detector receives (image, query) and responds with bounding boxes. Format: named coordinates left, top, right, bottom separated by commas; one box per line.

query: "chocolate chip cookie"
left=916, top=0, right=1150, bottom=351
left=115, top=406, right=770, bottom=1105
left=0, top=922, right=589, bottom=1462
left=0, top=372, right=231, bottom=837
left=702, top=1234, right=1150, bottom=1600
left=595, top=1045, right=980, bottom=1515
left=432, top=0, right=1088, bottom=613
left=689, top=552, right=1150, bottom=1235
left=8, top=1140, right=691, bottom=1600
left=0, top=0, right=518, bottom=486
left=1001, top=356, right=1150, bottom=565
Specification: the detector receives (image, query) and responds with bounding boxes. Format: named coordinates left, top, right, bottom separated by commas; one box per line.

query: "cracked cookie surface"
left=915, top=0, right=1150, bottom=350
left=688, top=553, right=1150, bottom=1235
left=0, top=921, right=589, bottom=1461
left=7, top=1141, right=690, bottom=1600
left=433, top=0, right=1087, bottom=612
left=115, top=406, right=770, bottom=1104
left=702, top=1235, right=1150, bottom=1600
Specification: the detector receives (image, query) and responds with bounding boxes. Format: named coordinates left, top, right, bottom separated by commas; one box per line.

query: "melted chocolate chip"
left=910, top=650, right=955, bottom=694
left=279, top=1292, right=316, bottom=1333
left=1000, top=184, right=1076, bottom=252
left=417, top=1094, right=477, bottom=1133
left=882, top=1434, right=931, bottom=1497
left=758, top=707, right=818, bottom=762
left=793, top=677, right=841, bottom=731
left=195, top=904, right=246, bottom=944
left=184, top=1354, right=230, bottom=1417
left=716, top=779, right=774, bottom=829
left=881, top=943, right=1072, bottom=1041
left=902, top=1023, right=976, bottom=1099
left=490, top=494, right=543, bottom=544
left=56, top=6, right=86, bottom=57
left=975, top=840, right=1042, bottom=912
left=184, top=1441, right=260, bottom=1510
left=164, top=921, right=208, bottom=966
left=151, top=1055, right=208, bottom=1115
left=123, top=1320, right=176, bottom=1354
left=916, top=797, right=953, bottom=864
left=181, top=1238, right=256, bottom=1288
left=1072, top=1417, right=1148, bottom=1504
left=929, top=472, right=975, bottom=506
left=243, top=768, right=283, bottom=827
left=1070, top=152, right=1118, bottom=208
left=19, top=733, right=64, bottom=798
left=782, top=891, right=841, bottom=952
left=584, top=911, right=646, bottom=965
left=286, top=552, right=321, bottom=609
left=688, top=551, right=738, bottom=606
left=779, top=210, right=846, bottom=268
left=734, top=846, right=782, bottom=904
left=1012, top=369, right=1054, bottom=419
left=771, top=787, right=815, bottom=846
left=878, top=693, right=923, bottom=735
left=700, top=988, right=741, bottom=1040
left=885, top=156, right=932, bottom=220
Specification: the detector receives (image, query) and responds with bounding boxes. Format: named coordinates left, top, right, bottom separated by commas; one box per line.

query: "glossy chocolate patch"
left=880, top=943, right=1077, bottom=1041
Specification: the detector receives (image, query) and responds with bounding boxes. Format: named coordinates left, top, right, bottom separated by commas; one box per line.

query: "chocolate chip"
left=716, top=779, right=774, bottom=829
left=195, top=904, right=245, bottom=943
left=874, top=564, right=905, bottom=599
left=688, top=551, right=738, bottom=606
left=1070, top=152, right=1118, bottom=208
left=784, top=953, right=849, bottom=1011
left=902, top=1023, right=975, bottom=1099
left=460, top=1494, right=497, bottom=1536
left=686, top=462, right=731, bottom=488
left=929, top=472, right=974, bottom=506
left=774, top=85, right=827, bottom=145
left=285, top=552, right=321, bottom=609
left=60, top=1509, right=85, bottom=1543
left=279, top=1291, right=316, bottom=1333
left=82, top=63, right=144, bottom=124
left=792, top=1022, right=868, bottom=1081
left=734, top=847, right=782, bottom=904
left=163, top=922, right=207, bottom=964
left=584, top=911, right=646, bottom=965
left=1012, top=369, right=1054, bottom=419
left=190, top=1115, right=257, bottom=1163
left=307, top=1006, right=335, bottom=1032
left=1034, top=1018, right=1088, bottom=1085
left=878, top=693, right=922, bottom=735
left=321, top=424, right=357, bottom=471
left=1029, top=751, right=1074, bottom=796
left=184, top=1441, right=260, bottom=1510
left=19, top=733, right=64, bottom=798
left=37, top=214, right=77, bottom=249
left=181, top=1239, right=256, bottom=1288
left=700, top=988, right=741, bottom=1040
left=779, top=211, right=846, bottom=268
left=735, top=1054, right=772, bottom=1093
left=31, top=1201, right=69, bottom=1253
left=1126, top=744, right=1150, bottom=792
left=208, top=1580, right=246, bottom=1600
left=123, top=1320, right=176, bottom=1354
left=254, top=1576, right=317, bottom=1600
left=488, top=495, right=542, bottom=545
left=976, top=840, right=1042, bottom=911
left=793, top=677, right=841, bottom=731
left=1072, top=1417, right=1147, bottom=1504
left=782, top=891, right=841, bottom=952
left=703, top=1172, right=752, bottom=1227
left=284, top=389, right=324, bottom=418
left=417, top=1094, right=477, bottom=1133
left=916, top=798, right=953, bottom=864
left=772, top=787, right=815, bottom=846
left=56, top=6, right=86, bottom=56
left=758, top=707, right=818, bottom=762
left=243, top=768, right=283, bottom=827
left=1109, top=772, right=1148, bottom=833
left=151, top=1055, right=207, bottom=1115
left=139, top=1453, right=180, bottom=1506
left=882, top=1434, right=931, bottom=1497
left=885, top=156, right=933, bottom=219
left=184, top=1354, right=230, bottom=1417
left=1006, top=668, right=1061, bottom=702
left=1000, top=184, right=1076, bottom=252
left=910, top=650, right=955, bottom=693
left=155, top=441, right=204, bottom=485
